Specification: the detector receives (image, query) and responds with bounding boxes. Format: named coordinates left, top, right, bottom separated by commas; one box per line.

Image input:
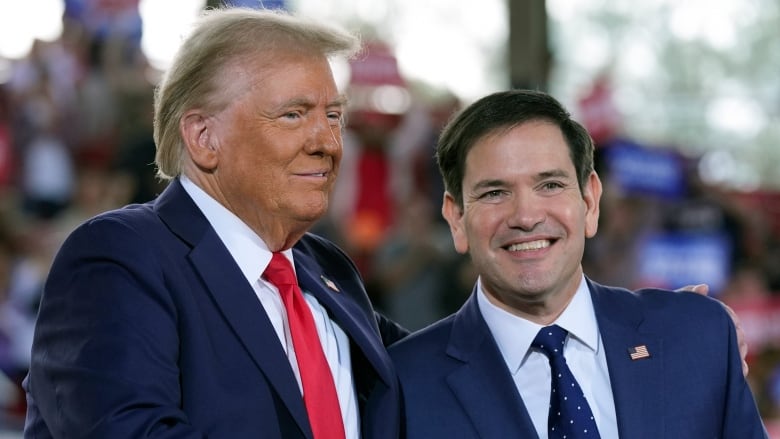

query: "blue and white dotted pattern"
left=532, top=325, right=601, bottom=439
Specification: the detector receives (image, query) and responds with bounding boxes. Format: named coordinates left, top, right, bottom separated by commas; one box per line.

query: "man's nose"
left=307, top=115, right=341, bottom=155
left=506, top=191, right=545, bottom=231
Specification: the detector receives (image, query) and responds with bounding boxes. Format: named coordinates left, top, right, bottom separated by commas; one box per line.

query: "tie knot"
left=264, top=252, right=297, bottom=287
left=532, top=324, right=568, bottom=359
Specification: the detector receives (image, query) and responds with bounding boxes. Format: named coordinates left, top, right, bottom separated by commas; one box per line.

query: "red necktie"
left=264, top=252, right=346, bottom=439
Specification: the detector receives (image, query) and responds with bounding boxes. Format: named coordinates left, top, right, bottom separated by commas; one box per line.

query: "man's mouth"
left=295, top=171, right=328, bottom=178
left=506, top=239, right=551, bottom=252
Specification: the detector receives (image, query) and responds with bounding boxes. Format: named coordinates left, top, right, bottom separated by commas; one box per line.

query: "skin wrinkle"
left=181, top=50, right=344, bottom=251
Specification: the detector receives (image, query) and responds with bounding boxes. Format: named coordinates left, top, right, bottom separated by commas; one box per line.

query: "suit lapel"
left=589, top=280, right=664, bottom=439
left=155, top=180, right=311, bottom=437
left=445, top=291, right=539, bottom=438
left=292, top=249, right=394, bottom=388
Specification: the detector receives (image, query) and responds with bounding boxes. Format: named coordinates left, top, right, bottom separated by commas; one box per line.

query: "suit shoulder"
left=64, top=201, right=151, bottom=235
left=631, top=286, right=725, bottom=313
left=611, top=285, right=732, bottom=332
left=53, top=202, right=168, bottom=268
left=388, top=314, right=455, bottom=360
left=78, top=202, right=158, bottom=233
left=593, top=280, right=722, bottom=310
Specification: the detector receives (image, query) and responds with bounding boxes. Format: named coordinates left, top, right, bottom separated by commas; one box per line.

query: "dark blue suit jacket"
left=389, top=279, right=768, bottom=438
left=24, top=178, right=406, bottom=438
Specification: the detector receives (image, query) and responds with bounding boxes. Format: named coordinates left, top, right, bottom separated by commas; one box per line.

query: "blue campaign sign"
left=63, top=0, right=143, bottom=42
left=637, top=231, right=732, bottom=295
left=224, top=0, right=287, bottom=9
left=603, top=138, right=686, bottom=199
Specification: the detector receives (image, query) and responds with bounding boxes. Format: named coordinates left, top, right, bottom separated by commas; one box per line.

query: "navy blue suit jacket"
left=24, top=178, right=406, bottom=438
left=389, top=279, right=767, bottom=438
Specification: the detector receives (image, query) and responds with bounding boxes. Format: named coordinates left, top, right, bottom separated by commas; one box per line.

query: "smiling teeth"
left=508, top=240, right=550, bottom=251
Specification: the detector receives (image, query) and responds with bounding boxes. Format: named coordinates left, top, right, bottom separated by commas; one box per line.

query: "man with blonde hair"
left=24, top=8, right=405, bottom=439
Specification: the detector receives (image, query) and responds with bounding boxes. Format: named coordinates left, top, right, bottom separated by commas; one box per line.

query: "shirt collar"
left=478, top=275, right=599, bottom=374
left=180, top=175, right=293, bottom=283
left=556, top=277, right=600, bottom=353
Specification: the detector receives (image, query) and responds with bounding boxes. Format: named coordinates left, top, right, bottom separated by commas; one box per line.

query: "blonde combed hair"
left=153, top=7, right=361, bottom=180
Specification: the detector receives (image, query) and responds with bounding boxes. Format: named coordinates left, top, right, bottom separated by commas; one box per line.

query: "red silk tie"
left=263, top=252, right=346, bottom=439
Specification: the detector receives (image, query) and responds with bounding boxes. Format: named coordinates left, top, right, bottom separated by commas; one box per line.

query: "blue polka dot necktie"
left=532, top=325, right=601, bottom=439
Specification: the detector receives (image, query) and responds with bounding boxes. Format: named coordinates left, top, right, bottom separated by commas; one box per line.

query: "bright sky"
left=0, top=0, right=65, bottom=58
left=0, top=0, right=754, bottom=101
left=0, top=0, right=507, bottom=102
left=0, top=0, right=206, bottom=68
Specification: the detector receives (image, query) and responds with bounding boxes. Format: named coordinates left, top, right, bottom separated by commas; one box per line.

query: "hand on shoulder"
left=677, top=283, right=748, bottom=377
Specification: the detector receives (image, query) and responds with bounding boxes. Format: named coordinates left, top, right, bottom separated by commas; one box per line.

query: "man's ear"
left=583, top=171, right=602, bottom=238
left=180, top=110, right=218, bottom=171
left=442, top=191, right=469, bottom=254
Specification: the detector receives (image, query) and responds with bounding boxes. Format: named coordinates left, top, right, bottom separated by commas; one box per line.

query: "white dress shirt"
left=478, top=275, right=619, bottom=439
left=181, top=176, right=359, bottom=439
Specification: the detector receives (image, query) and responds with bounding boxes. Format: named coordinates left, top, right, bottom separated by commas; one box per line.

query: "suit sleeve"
left=720, top=303, right=770, bottom=438
left=26, top=216, right=205, bottom=438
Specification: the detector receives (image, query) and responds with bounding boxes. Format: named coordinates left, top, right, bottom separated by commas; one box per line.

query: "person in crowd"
left=388, top=89, right=767, bottom=438
left=23, top=8, right=406, bottom=439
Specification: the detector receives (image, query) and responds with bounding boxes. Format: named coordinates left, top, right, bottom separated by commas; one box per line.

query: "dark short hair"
left=436, top=89, right=595, bottom=208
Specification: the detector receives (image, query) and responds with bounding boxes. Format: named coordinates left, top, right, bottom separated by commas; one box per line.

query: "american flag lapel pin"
left=321, top=275, right=340, bottom=293
left=628, top=345, right=651, bottom=360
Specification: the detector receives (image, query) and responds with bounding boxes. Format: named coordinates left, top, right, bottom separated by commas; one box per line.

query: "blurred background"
left=1, top=0, right=779, bottom=436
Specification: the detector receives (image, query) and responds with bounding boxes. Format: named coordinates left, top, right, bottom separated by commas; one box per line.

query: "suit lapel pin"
left=628, top=345, right=651, bottom=360
left=321, top=275, right=340, bottom=293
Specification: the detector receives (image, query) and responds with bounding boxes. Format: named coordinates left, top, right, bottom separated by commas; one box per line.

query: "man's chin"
left=294, top=203, right=328, bottom=224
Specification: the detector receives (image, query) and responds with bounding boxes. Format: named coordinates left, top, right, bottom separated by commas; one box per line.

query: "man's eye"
left=327, top=112, right=343, bottom=126
left=284, top=112, right=301, bottom=119
left=480, top=190, right=504, bottom=199
left=540, top=181, right=566, bottom=193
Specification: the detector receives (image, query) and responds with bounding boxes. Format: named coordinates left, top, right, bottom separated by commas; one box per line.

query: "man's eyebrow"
left=535, top=169, right=571, bottom=181
left=472, top=179, right=508, bottom=191
left=271, top=95, right=348, bottom=111
left=330, top=95, right=349, bottom=107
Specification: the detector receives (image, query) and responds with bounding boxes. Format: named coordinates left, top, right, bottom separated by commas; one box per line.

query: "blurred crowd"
left=0, top=9, right=164, bottom=431
left=2, top=4, right=780, bottom=436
